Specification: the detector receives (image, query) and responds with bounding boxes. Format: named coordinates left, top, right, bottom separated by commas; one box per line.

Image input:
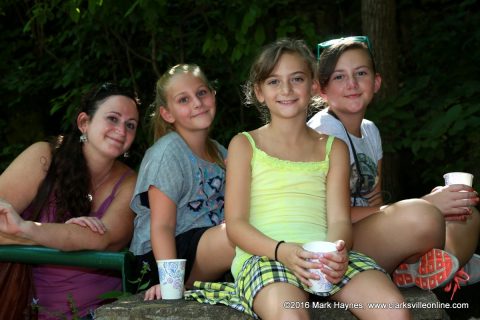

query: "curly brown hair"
left=29, top=83, right=139, bottom=222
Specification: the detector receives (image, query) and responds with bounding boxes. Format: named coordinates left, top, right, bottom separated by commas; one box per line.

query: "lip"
left=277, top=98, right=298, bottom=105
left=344, top=93, right=362, bottom=99
left=191, top=109, right=210, bottom=117
left=107, top=136, right=125, bottom=146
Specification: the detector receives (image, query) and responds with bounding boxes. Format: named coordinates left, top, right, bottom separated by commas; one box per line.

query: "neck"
left=266, top=118, right=310, bottom=144
left=329, top=108, right=364, bottom=137
left=176, top=129, right=210, bottom=160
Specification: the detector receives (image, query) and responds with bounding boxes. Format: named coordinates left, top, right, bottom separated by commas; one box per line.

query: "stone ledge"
left=95, top=288, right=449, bottom=319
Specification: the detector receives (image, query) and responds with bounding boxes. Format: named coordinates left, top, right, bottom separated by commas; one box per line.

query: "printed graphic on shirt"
left=187, top=164, right=225, bottom=225
left=350, top=153, right=378, bottom=206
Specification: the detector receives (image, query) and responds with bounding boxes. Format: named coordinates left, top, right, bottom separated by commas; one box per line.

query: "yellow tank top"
left=231, top=132, right=335, bottom=278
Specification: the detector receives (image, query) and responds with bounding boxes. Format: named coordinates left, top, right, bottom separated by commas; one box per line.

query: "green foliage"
left=0, top=0, right=327, bottom=170
left=1, top=0, right=477, bottom=197
left=368, top=0, right=480, bottom=192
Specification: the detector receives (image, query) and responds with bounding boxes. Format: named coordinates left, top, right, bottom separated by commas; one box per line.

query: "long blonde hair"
left=152, top=64, right=225, bottom=168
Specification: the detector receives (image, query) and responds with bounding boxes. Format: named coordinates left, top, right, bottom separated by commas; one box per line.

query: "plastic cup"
left=157, top=259, right=186, bottom=299
left=443, top=172, right=474, bottom=187
left=302, top=241, right=337, bottom=293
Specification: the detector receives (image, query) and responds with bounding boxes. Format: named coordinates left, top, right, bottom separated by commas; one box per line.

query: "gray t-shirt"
left=307, top=108, right=382, bottom=206
left=129, top=131, right=227, bottom=255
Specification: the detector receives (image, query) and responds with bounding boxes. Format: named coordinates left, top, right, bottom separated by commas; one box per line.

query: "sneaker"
left=460, top=253, right=480, bottom=286
left=392, top=249, right=459, bottom=290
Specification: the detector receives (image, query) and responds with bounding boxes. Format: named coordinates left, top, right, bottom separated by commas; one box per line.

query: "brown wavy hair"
left=28, top=83, right=139, bottom=222
left=243, top=38, right=318, bottom=124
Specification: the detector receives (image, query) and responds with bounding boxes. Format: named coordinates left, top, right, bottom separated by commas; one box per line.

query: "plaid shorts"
left=185, top=251, right=384, bottom=318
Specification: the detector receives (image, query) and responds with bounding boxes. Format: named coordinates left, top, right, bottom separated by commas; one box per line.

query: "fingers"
left=334, top=240, right=345, bottom=252
left=144, top=284, right=161, bottom=300
left=318, top=245, right=348, bottom=284
left=65, top=217, right=107, bottom=234
left=445, top=214, right=469, bottom=222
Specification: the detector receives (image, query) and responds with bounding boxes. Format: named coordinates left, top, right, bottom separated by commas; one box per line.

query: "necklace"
left=87, top=168, right=113, bottom=202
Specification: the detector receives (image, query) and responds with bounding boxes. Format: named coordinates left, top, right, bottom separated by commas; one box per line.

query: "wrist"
left=274, top=240, right=285, bottom=261
left=18, top=220, right=35, bottom=239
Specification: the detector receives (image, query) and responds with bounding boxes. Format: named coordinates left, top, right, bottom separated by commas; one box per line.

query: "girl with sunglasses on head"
left=0, top=83, right=140, bottom=319
left=129, top=64, right=235, bottom=301
left=186, top=38, right=410, bottom=320
left=308, top=36, right=480, bottom=297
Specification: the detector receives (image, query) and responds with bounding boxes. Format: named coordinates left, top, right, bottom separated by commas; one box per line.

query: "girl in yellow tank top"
left=186, top=39, right=410, bottom=319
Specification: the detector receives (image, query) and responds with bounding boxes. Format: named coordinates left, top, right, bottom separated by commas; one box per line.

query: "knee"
left=394, top=199, right=445, bottom=244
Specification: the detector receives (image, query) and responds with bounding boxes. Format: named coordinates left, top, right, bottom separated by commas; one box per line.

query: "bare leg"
left=253, top=283, right=309, bottom=320
left=444, top=207, right=480, bottom=266
left=186, top=223, right=235, bottom=287
left=353, top=199, right=445, bottom=273
left=332, top=270, right=410, bottom=320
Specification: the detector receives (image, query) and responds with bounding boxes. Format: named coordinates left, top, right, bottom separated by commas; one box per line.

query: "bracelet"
left=274, top=240, right=285, bottom=261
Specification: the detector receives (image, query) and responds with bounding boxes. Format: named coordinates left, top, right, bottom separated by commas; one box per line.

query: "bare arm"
left=325, top=139, right=353, bottom=248
left=149, top=186, right=177, bottom=260
left=0, top=142, right=51, bottom=216
left=1, top=169, right=136, bottom=251
left=225, top=134, right=273, bottom=257
left=0, top=142, right=50, bottom=246
left=0, top=142, right=136, bottom=251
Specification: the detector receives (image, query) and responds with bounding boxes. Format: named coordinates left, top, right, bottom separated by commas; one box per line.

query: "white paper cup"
left=443, top=172, right=474, bottom=187
left=302, top=241, right=337, bottom=293
left=157, top=259, right=186, bottom=299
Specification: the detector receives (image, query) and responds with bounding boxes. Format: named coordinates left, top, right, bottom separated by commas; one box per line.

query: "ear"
left=318, top=84, right=329, bottom=102
left=374, top=73, right=382, bottom=93
left=77, top=112, right=89, bottom=134
left=159, top=106, right=175, bottom=124
left=311, top=79, right=320, bottom=96
left=253, top=84, right=265, bottom=104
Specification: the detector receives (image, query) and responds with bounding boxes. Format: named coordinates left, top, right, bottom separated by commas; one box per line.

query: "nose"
left=280, top=81, right=292, bottom=94
left=346, top=75, right=359, bottom=89
left=116, top=123, right=127, bottom=136
left=192, top=96, right=202, bottom=109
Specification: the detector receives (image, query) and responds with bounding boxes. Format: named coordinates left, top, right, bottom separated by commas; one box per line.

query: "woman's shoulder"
left=13, top=141, right=52, bottom=168
left=110, top=161, right=138, bottom=192
left=26, top=141, right=52, bottom=156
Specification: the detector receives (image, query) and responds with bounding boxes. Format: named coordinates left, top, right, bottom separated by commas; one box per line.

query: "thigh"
left=353, top=199, right=445, bottom=272
left=187, top=224, right=234, bottom=285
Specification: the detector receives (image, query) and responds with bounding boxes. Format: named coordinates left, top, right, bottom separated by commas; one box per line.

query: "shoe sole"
left=393, top=249, right=459, bottom=290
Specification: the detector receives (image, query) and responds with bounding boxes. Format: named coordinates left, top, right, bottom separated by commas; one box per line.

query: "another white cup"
left=157, top=259, right=186, bottom=299
left=302, top=241, right=337, bottom=293
left=443, top=172, right=474, bottom=187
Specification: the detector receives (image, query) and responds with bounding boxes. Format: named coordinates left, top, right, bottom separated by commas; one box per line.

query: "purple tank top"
left=22, top=170, right=132, bottom=319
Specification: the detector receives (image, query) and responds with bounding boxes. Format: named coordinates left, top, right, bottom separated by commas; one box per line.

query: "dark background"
left=0, top=0, right=478, bottom=318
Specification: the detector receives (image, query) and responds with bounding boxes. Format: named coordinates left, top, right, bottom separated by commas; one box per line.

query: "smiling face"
left=320, top=48, right=381, bottom=116
left=160, top=72, right=216, bottom=134
left=80, top=95, right=139, bottom=158
left=254, top=52, right=318, bottom=121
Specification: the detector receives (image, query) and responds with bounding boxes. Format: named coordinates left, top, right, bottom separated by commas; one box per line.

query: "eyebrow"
left=267, top=70, right=307, bottom=78
left=333, top=65, right=370, bottom=72
left=106, top=111, right=138, bottom=122
left=172, top=85, right=209, bottom=100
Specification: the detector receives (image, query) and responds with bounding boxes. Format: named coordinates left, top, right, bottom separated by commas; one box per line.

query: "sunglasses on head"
left=317, top=36, right=372, bottom=59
